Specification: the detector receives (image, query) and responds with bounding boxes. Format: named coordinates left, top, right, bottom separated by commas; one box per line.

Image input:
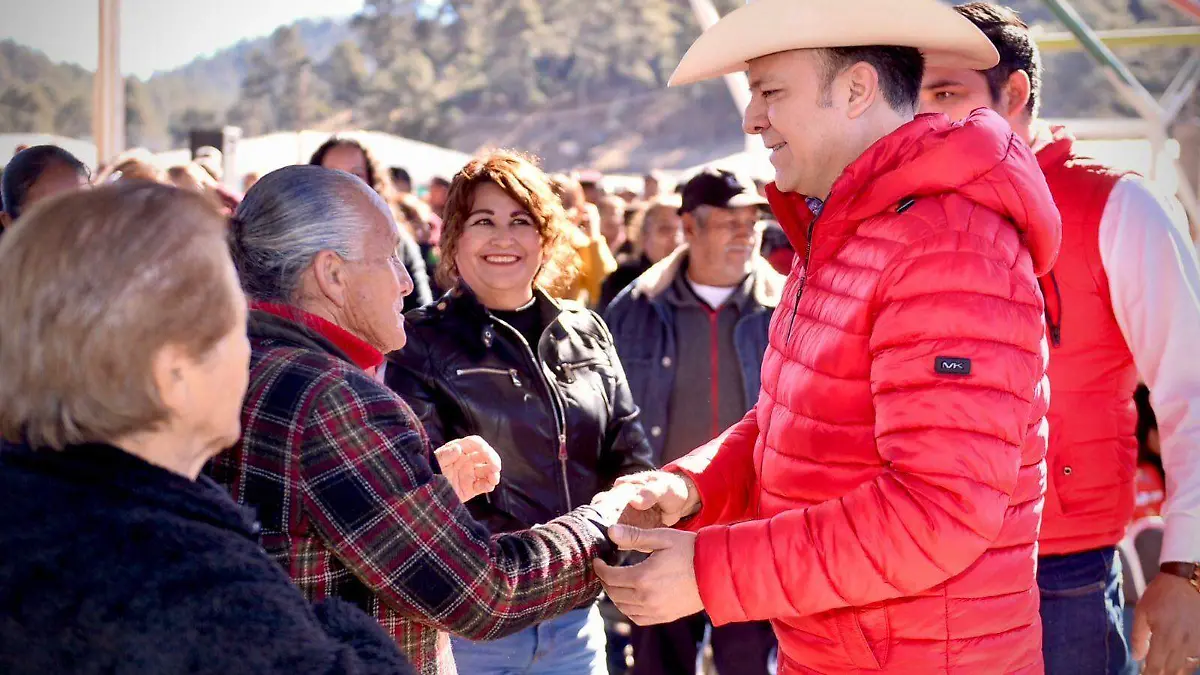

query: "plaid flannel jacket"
left=209, top=311, right=609, bottom=674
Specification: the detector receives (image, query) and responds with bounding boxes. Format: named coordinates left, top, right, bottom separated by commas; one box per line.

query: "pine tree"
left=0, top=83, right=53, bottom=133
left=227, top=49, right=277, bottom=136
left=321, top=40, right=370, bottom=109
left=124, top=78, right=161, bottom=147
left=53, top=95, right=92, bottom=138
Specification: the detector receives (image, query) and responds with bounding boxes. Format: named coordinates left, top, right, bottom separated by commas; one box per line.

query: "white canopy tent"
left=153, top=130, right=472, bottom=192
left=0, top=134, right=99, bottom=169
left=1, top=130, right=471, bottom=193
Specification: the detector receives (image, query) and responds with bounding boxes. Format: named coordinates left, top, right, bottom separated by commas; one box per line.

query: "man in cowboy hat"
left=592, top=0, right=1064, bottom=672
left=919, top=5, right=1200, bottom=675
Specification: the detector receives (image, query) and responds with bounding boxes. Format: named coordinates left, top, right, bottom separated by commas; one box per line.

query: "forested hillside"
left=1, top=0, right=1194, bottom=171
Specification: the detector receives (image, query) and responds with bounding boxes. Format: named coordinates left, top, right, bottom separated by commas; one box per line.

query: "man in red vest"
left=919, top=4, right=1200, bottom=675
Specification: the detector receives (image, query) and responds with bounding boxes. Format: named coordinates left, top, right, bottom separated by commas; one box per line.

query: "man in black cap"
left=603, top=168, right=782, bottom=675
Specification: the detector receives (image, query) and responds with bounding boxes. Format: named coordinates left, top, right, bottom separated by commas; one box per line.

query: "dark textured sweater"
left=0, top=442, right=415, bottom=675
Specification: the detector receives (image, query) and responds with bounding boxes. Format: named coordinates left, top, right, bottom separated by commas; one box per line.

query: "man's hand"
left=593, top=525, right=704, bottom=625
left=435, top=436, right=501, bottom=503
left=1132, top=572, right=1200, bottom=675
left=593, top=470, right=700, bottom=529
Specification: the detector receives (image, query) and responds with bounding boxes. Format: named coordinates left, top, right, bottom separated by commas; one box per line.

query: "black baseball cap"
left=678, top=168, right=769, bottom=215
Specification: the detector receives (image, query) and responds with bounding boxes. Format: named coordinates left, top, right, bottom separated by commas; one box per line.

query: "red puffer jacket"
left=666, top=110, right=1061, bottom=675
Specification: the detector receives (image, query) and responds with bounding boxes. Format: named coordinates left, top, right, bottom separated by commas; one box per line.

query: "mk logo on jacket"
left=934, top=356, right=972, bottom=376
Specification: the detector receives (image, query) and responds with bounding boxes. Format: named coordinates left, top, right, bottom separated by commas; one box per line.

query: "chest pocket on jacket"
left=448, top=366, right=537, bottom=439
left=555, top=357, right=615, bottom=414
left=558, top=358, right=606, bottom=383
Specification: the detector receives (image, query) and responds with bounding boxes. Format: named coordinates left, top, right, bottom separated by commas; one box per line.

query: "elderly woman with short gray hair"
left=208, top=165, right=637, bottom=675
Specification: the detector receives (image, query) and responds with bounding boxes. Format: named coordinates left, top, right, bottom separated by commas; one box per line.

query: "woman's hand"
left=435, top=436, right=502, bottom=503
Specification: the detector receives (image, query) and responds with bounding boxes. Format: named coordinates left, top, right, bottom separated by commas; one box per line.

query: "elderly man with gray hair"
left=208, top=165, right=637, bottom=675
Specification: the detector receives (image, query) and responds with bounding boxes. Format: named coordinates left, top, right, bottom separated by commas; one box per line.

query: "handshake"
left=588, top=471, right=708, bottom=627
left=434, top=436, right=703, bottom=531
left=589, top=470, right=702, bottom=529
left=433, top=437, right=703, bottom=528
left=435, top=440, right=709, bottom=626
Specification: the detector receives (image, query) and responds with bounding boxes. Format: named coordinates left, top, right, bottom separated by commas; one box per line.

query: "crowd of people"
left=1, top=1, right=1199, bottom=674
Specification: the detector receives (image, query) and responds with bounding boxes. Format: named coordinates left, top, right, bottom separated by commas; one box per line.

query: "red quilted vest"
left=1033, top=125, right=1138, bottom=556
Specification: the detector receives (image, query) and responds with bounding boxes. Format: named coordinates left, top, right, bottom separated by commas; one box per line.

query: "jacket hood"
left=1030, top=121, right=1077, bottom=172
left=767, top=109, right=1061, bottom=275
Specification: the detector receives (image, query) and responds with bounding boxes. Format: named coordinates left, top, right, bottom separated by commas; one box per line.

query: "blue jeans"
left=1039, top=547, right=1136, bottom=675
left=451, top=605, right=608, bottom=675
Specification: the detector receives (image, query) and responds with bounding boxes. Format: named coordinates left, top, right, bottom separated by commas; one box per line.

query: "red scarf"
left=251, top=301, right=384, bottom=372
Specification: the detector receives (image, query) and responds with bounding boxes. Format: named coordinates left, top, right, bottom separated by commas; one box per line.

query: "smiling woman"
left=386, top=149, right=654, bottom=675
left=451, top=181, right=548, bottom=311
left=434, top=150, right=580, bottom=301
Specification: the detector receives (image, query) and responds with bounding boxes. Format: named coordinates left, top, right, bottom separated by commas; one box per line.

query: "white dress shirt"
left=1098, top=176, right=1200, bottom=563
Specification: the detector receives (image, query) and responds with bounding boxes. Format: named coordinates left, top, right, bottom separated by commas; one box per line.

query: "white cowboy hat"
left=669, top=0, right=1000, bottom=87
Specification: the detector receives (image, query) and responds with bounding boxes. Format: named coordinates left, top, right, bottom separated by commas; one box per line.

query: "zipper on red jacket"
left=1040, top=272, right=1063, bottom=347
left=786, top=217, right=818, bottom=344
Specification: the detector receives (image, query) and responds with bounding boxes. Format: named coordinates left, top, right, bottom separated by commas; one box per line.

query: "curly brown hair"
left=393, top=191, right=437, bottom=243
left=438, top=150, right=580, bottom=294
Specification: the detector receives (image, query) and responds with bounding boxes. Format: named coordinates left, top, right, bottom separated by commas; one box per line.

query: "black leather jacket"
left=385, top=287, right=654, bottom=535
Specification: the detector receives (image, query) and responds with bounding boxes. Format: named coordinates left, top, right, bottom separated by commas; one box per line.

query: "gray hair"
left=230, top=165, right=386, bottom=303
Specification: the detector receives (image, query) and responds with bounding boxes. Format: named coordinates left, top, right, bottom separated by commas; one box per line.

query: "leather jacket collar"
left=437, top=284, right=570, bottom=350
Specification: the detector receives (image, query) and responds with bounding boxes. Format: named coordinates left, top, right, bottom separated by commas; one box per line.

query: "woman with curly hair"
left=386, top=150, right=654, bottom=675
left=310, top=135, right=433, bottom=311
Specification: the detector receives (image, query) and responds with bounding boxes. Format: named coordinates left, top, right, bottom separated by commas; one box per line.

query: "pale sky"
left=0, top=0, right=366, bottom=79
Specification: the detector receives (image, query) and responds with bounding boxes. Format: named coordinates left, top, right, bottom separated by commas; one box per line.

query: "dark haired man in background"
left=920, top=5, right=1200, bottom=674
left=390, top=166, right=413, bottom=194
